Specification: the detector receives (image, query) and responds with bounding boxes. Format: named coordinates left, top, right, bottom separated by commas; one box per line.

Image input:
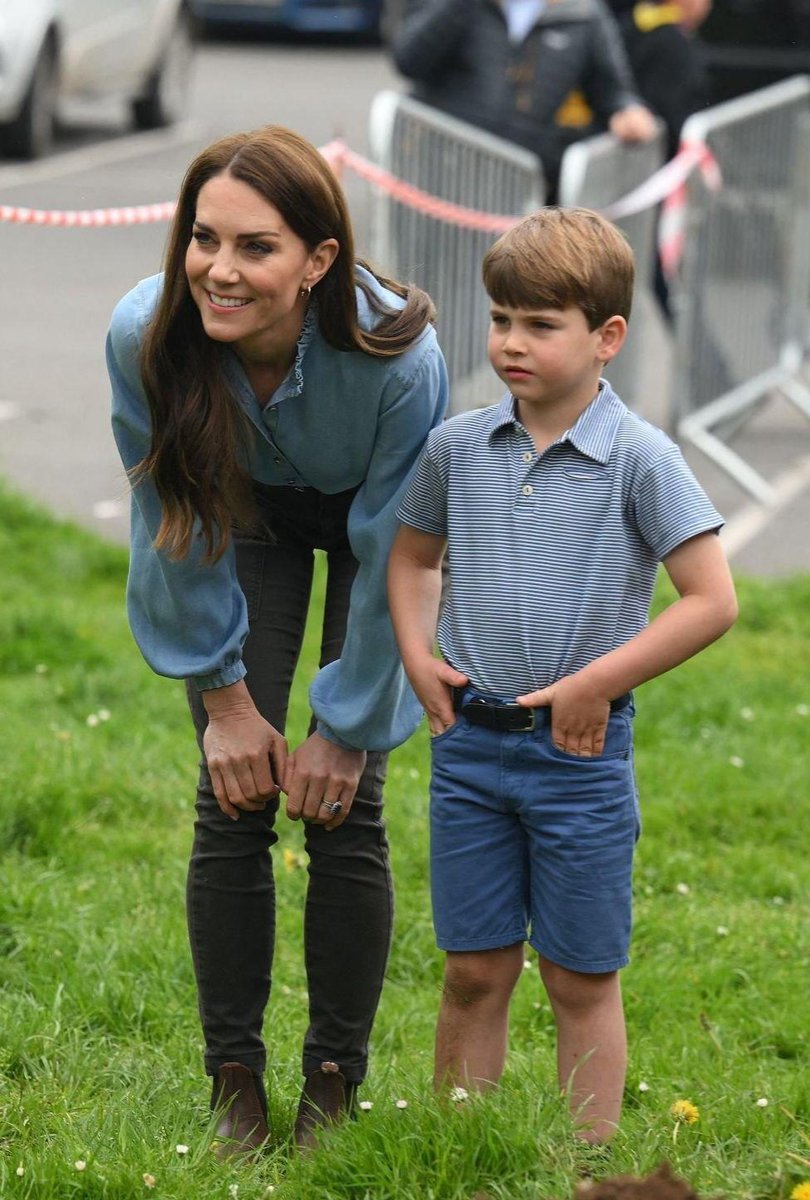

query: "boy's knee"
left=539, top=958, right=619, bottom=1014
left=442, top=945, right=524, bottom=1006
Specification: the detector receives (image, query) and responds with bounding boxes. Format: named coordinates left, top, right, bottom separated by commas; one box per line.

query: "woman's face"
left=185, top=171, right=337, bottom=363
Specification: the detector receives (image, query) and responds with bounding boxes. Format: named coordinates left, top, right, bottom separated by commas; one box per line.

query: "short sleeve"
left=631, top=444, right=724, bottom=561
left=396, top=435, right=449, bottom=536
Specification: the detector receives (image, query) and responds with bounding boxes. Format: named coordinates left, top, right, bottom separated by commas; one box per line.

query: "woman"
left=107, top=125, right=447, bottom=1154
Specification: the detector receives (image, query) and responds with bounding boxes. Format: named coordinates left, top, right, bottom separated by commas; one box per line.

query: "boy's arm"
left=387, top=523, right=469, bottom=735
left=517, top=531, right=738, bottom=757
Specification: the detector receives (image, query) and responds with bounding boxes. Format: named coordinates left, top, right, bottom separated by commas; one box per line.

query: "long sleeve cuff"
left=315, top=719, right=361, bottom=751
left=191, top=658, right=247, bottom=692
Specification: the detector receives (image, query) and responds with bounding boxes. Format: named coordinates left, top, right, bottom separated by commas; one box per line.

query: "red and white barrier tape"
left=0, top=200, right=176, bottom=226
left=656, top=141, right=722, bottom=277
left=333, top=141, right=520, bottom=233
left=1, top=136, right=720, bottom=268
left=0, top=138, right=522, bottom=232
left=601, top=140, right=721, bottom=222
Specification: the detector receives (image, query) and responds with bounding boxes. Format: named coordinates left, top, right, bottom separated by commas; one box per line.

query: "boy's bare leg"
left=538, top=957, right=626, bottom=1143
left=434, top=943, right=525, bottom=1091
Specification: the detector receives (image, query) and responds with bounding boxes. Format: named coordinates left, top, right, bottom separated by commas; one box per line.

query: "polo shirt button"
left=521, top=484, right=533, bottom=496
left=522, top=452, right=533, bottom=463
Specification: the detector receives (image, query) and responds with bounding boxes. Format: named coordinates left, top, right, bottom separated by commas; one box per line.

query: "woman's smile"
left=205, top=290, right=254, bottom=311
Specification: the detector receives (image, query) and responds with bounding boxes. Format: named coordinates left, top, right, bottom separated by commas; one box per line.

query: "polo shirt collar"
left=489, top=380, right=627, bottom=463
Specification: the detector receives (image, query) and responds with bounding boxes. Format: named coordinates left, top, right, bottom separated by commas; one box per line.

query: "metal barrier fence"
left=557, top=127, right=667, bottom=412
left=368, top=90, right=545, bottom=413
left=673, top=76, right=810, bottom=502
left=368, top=91, right=666, bottom=415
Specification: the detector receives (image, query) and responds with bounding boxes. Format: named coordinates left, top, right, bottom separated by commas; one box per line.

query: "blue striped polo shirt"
left=396, top=382, right=723, bottom=696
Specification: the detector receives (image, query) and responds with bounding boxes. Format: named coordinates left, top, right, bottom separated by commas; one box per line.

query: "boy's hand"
left=407, top=657, right=469, bottom=736
left=516, top=676, right=611, bottom=758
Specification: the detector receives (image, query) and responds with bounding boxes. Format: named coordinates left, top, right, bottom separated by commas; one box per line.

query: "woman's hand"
left=202, top=682, right=288, bottom=821
left=283, top=732, right=367, bottom=831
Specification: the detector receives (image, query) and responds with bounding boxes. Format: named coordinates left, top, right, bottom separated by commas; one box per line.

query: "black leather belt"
left=453, top=688, right=631, bottom=732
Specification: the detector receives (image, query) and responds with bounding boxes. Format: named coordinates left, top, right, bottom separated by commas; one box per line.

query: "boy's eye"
left=490, top=314, right=508, bottom=325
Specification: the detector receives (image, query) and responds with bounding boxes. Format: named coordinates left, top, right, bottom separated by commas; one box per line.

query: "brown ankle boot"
left=212, top=1063, right=269, bottom=1159
left=293, top=1061, right=355, bottom=1152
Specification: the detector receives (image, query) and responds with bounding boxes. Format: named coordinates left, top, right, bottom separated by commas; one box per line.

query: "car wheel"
left=0, top=36, right=59, bottom=159
left=131, top=9, right=194, bottom=130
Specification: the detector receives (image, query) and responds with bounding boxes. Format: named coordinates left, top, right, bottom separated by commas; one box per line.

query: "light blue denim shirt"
left=107, top=266, right=448, bottom=751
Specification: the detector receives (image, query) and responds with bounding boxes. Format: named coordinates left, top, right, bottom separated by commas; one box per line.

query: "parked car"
left=0, top=0, right=195, bottom=160
left=190, top=0, right=396, bottom=37
left=697, top=0, right=810, bottom=102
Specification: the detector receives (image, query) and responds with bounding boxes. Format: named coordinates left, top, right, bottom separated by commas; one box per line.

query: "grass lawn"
left=0, top=482, right=808, bottom=1200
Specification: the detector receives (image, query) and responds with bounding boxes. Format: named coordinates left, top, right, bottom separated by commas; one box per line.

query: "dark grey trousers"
left=185, top=484, right=392, bottom=1085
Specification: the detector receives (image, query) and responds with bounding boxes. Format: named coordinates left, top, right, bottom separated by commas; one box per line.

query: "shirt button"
left=521, top=484, right=534, bottom=496
left=522, top=451, right=533, bottom=463
left=274, top=457, right=282, bottom=464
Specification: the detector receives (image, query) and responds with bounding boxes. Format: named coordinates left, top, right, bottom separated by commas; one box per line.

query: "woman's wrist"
left=202, top=679, right=257, bottom=718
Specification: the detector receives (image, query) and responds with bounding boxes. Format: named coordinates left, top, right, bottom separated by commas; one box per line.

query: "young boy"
left=387, top=208, right=737, bottom=1142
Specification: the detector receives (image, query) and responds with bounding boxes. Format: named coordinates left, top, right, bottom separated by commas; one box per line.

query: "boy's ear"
left=596, top=315, right=627, bottom=364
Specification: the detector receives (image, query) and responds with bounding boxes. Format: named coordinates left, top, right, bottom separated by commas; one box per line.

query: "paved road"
left=1, top=32, right=808, bottom=574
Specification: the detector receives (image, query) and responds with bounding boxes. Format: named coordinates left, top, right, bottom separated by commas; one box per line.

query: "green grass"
left=0, top=480, right=809, bottom=1200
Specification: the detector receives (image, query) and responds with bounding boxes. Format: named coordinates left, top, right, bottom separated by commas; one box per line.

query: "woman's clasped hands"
left=202, top=681, right=363, bottom=830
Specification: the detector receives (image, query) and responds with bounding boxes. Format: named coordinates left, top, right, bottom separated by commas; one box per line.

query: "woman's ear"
left=304, top=238, right=340, bottom=289
left=597, top=315, right=628, bottom=364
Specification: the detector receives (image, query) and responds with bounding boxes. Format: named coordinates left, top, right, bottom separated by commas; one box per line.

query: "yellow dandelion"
left=790, top=1184, right=810, bottom=1200
left=670, top=1098, right=699, bottom=1141
left=671, top=1099, right=699, bottom=1124
left=283, top=847, right=305, bottom=871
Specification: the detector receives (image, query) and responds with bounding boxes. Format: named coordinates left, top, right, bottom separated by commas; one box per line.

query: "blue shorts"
left=429, top=700, right=640, bottom=973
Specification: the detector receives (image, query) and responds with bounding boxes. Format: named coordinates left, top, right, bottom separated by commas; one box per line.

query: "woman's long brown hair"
left=135, top=125, right=435, bottom=562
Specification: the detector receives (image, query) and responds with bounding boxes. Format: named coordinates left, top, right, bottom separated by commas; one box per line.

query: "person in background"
left=391, top=0, right=657, bottom=199
left=608, top=0, right=712, bottom=158
left=608, top=0, right=713, bottom=317
left=388, top=208, right=737, bottom=1141
left=107, top=125, right=447, bottom=1156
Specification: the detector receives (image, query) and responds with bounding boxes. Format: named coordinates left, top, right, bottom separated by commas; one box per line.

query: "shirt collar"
left=489, top=380, right=626, bottom=463
left=273, top=299, right=318, bottom=404
left=224, top=299, right=319, bottom=408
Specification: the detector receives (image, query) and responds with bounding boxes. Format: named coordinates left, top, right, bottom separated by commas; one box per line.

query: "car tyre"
left=0, top=36, right=59, bottom=160
left=131, top=8, right=194, bottom=130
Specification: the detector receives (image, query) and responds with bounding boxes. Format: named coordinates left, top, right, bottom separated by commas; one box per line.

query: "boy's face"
left=487, top=302, right=622, bottom=419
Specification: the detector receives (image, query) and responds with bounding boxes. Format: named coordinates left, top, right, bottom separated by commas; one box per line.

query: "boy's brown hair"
left=482, top=206, right=635, bottom=329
